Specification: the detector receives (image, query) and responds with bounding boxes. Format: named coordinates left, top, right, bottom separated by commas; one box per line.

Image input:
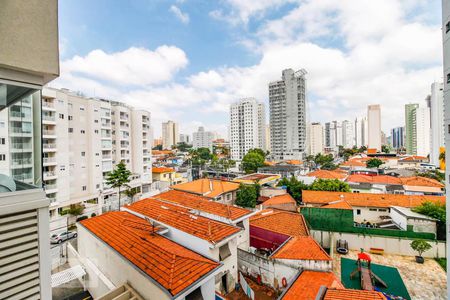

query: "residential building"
left=269, top=69, right=308, bottom=160
left=405, top=103, right=420, bottom=154
left=162, top=120, right=179, bottom=149
left=41, top=87, right=153, bottom=232
left=415, top=106, right=431, bottom=157
left=171, top=178, right=240, bottom=203
left=0, top=1, right=59, bottom=299
left=265, top=124, right=271, bottom=152
left=309, top=122, right=323, bottom=155
left=391, top=126, right=404, bottom=149
left=179, top=133, right=191, bottom=145
left=193, top=126, right=214, bottom=150
left=367, top=104, right=381, bottom=151
left=342, top=120, right=355, bottom=148
left=335, top=121, right=343, bottom=146
left=153, top=137, right=162, bottom=147
left=355, top=116, right=368, bottom=148
left=229, top=98, right=265, bottom=160
left=429, top=82, right=445, bottom=167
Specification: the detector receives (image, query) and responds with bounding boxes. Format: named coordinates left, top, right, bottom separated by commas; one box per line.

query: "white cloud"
left=169, top=5, right=190, bottom=24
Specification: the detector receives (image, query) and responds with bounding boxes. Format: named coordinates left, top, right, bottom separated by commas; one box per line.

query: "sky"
left=52, top=0, right=444, bottom=138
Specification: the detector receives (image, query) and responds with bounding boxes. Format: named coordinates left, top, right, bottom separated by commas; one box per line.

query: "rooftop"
left=320, top=200, right=353, bottom=210
left=323, top=289, right=386, bottom=300
left=302, top=190, right=445, bottom=208
left=281, top=271, right=342, bottom=300
left=346, top=175, right=444, bottom=188
left=152, top=167, right=175, bottom=174
left=151, top=190, right=252, bottom=221
left=127, top=198, right=241, bottom=244
left=171, top=178, right=240, bottom=198
left=262, top=194, right=296, bottom=206
left=271, top=236, right=332, bottom=261
left=233, top=173, right=281, bottom=184
left=80, top=212, right=220, bottom=297
left=307, top=170, right=347, bottom=180
left=390, top=206, right=437, bottom=221
left=250, top=209, right=309, bottom=236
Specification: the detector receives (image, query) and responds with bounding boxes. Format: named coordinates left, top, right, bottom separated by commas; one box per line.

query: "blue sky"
left=54, top=0, right=443, bottom=138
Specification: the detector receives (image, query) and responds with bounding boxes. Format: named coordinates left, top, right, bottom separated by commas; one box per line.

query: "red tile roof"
left=302, top=190, right=445, bottom=208
left=152, top=167, right=175, bottom=174
left=171, top=179, right=239, bottom=198
left=282, top=271, right=343, bottom=300
left=127, top=198, right=241, bottom=244
left=80, top=212, right=220, bottom=297
left=307, top=170, right=347, bottom=180
left=271, top=236, right=331, bottom=261
left=151, top=190, right=252, bottom=221
left=250, top=209, right=309, bottom=236
left=320, top=200, right=353, bottom=210
left=324, top=289, right=386, bottom=300
left=262, top=194, right=296, bottom=206
left=346, top=175, right=444, bottom=188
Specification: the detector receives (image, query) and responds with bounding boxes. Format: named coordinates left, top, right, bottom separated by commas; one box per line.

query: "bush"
left=410, top=239, right=432, bottom=257
left=76, top=215, right=88, bottom=222
left=235, top=184, right=257, bottom=208
left=91, top=213, right=97, bottom=217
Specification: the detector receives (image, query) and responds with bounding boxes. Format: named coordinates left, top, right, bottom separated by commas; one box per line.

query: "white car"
left=50, top=231, right=77, bottom=244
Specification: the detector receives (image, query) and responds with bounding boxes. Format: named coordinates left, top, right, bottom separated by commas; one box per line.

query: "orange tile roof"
left=127, top=198, right=241, bottom=244
left=324, top=289, right=386, bottom=300
left=400, top=176, right=444, bottom=188
left=282, top=271, right=343, bottom=300
left=152, top=167, right=175, bottom=174
left=264, top=160, right=277, bottom=166
left=346, top=175, right=444, bottom=188
left=302, top=190, right=445, bottom=208
left=151, top=190, right=252, bottom=221
left=271, top=236, right=331, bottom=261
left=171, top=179, right=240, bottom=198
left=284, top=160, right=302, bottom=165
left=250, top=209, right=309, bottom=236
left=262, top=194, right=296, bottom=206
left=320, top=200, right=353, bottom=210
left=80, top=212, right=220, bottom=297
left=152, top=150, right=173, bottom=155
left=367, top=148, right=378, bottom=154
left=307, top=170, right=347, bottom=180
left=399, top=155, right=428, bottom=161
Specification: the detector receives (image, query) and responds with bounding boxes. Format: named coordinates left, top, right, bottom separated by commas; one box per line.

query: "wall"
left=250, top=226, right=290, bottom=251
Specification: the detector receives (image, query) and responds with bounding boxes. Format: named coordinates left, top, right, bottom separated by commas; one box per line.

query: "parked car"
left=50, top=231, right=77, bottom=244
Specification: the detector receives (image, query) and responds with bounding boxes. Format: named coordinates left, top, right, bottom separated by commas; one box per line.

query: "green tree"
left=248, top=148, right=266, bottom=158
left=366, top=158, right=383, bottom=168
left=105, top=161, right=131, bottom=209
left=67, top=204, right=84, bottom=228
left=123, top=186, right=140, bottom=204
left=410, top=239, right=432, bottom=257
left=235, top=184, right=257, bottom=208
left=310, top=179, right=350, bottom=192
left=381, top=145, right=390, bottom=154
left=197, top=147, right=212, bottom=160
left=413, top=201, right=446, bottom=223
left=321, top=162, right=338, bottom=170
left=314, top=153, right=334, bottom=166
left=278, top=176, right=309, bottom=204
left=242, top=151, right=265, bottom=174
left=416, top=170, right=445, bottom=183
left=152, top=144, right=162, bottom=150
left=175, top=142, right=192, bottom=152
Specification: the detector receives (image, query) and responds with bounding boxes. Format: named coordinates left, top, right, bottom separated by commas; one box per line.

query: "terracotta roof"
left=271, top=236, right=331, bottom=261
left=152, top=150, right=173, bottom=155
left=346, top=175, right=444, bottom=188
left=367, top=148, right=378, bottom=154
left=262, top=194, right=296, bottom=206
left=399, top=155, right=428, bottom=162
left=151, top=190, right=252, bottom=221
left=171, top=179, right=240, bottom=198
left=127, top=198, right=241, bottom=244
left=324, top=289, right=386, bottom=300
left=320, top=200, right=353, bottom=210
left=250, top=210, right=309, bottom=236
left=302, top=190, right=445, bottom=208
left=152, top=167, right=175, bottom=174
left=400, top=176, right=444, bottom=188
left=80, top=212, right=220, bottom=297
left=283, top=160, right=302, bottom=165
left=282, top=271, right=343, bottom=300
left=307, top=170, right=347, bottom=180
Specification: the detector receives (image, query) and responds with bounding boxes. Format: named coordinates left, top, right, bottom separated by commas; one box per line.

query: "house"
left=261, top=194, right=297, bottom=212
left=170, top=178, right=240, bottom=203
left=258, top=164, right=306, bottom=178
left=76, top=211, right=222, bottom=299
left=390, top=206, right=437, bottom=234
left=233, top=173, right=281, bottom=186
left=125, top=197, right=243, bottom=294
left=152, top=167, right=176, bottom=184
left=306, top=170, right=347, bottom=180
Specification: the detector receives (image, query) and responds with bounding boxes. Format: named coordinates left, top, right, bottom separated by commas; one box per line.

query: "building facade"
left=429, top=82, right=445, bottom=166
left=391, top=126, right=404, bottom=149
left=229, top=98, right=266, bottom=160
left=193, top=126, right=214, bottom=150
left=269, top=69, right=308, bottom=160
left=405, top=103, right=420, bottom=154
left=309, top=122, right=323, bottom=155
left=342, top=120, right=355, bottom=149
left=355, top=117, right=367, bottom=148
left=405, top=103, right=431, bottom=157
left=367, top=104, right=381, bottom=151
left=162, top=120, right=179, bottom=150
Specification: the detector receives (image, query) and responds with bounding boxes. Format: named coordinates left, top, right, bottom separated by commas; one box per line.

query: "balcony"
left=43, top=143, right=57, bottom=152
left=10, top=111, right=31, bottom=120
left=44, top=171, right=57, bottom=180
left=11, top=143, right=32, bottom=152
left=43, top=157, right=57, bottom=165
left=42, top=101, right=56, bottom=111
left=11, top=158, right=33, bottom=168
left=43, top=129, right=56, bottom=136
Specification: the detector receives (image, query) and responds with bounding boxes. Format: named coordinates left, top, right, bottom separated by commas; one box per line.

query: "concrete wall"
left=0, top=0, right=59, bottom=85
left=353, top=206, right=390, bottom=223
left=311, top=230, right=446, bottom=258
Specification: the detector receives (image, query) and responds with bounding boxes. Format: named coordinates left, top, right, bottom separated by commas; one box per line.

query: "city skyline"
left=50, top=0, right=443, bottom=137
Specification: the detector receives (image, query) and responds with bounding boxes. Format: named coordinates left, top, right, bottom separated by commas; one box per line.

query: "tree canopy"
left=175, top=142, right=192, bottom=152
left=242, top=149, right=265, bottom=174
left=412, top=201, right=446, bottom=223
left=366, top=158, right=383, bottom=168
left=235, top=183, right=258, bottom=208
left=410, top=239, right=432, bottom=257
left=381, top=145, right=390, bottom=154
left=105, top=161, right=131, bottom=208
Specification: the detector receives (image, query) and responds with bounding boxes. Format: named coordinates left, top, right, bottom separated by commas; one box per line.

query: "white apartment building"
left=335, top=121, right=343, bottom=147
left=179, top=133, right=191, bottom=144
left=355, top=117, right=368, bottom=148
left=269, top=69, right=308, bottom=160
left=309, top=122, right=323, bottom=155
left=367, top=104, right=381, bottom=151
left=429, top=82, right=445, bottom=166
left=342, top=120, right=355, bottom=149
left=162, top=120, right=179, bottom=149
left=193, top=126, right=214, bottom=150
left=265, top=124, right=271, bottom=152
left=229, top=98, right=266, bottom=160
left=414, top=106, right=431, bottom=157
left=41, top=88, right=152, bottom=232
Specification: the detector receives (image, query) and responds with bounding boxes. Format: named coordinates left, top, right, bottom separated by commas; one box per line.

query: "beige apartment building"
left=41, top=87, right=153, bottom=232
left=162, top=120, right=179, bottom=149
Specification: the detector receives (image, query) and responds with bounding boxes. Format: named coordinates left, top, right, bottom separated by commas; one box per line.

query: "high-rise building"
left=309, top=122, right=323, bottom=155
left=269, top=69, right=308, bottom=160
left=355, top=117, right=367, bottom=148
left=193, top=126, right=214, bottom=150
left=41, top=88, right=153, bottom=231
left=229, top=98, right=266, bottom=160
left=179, top=133, right=191, bottom=145
left=342, top=120, right=355, bottom=148
left=367, top=105, right=381, bottom=151
left=0, top=1, right=59, bottom=298
left=405, top=103, right=420, bottom=154
left=391, top=127, right=404, bottom=149
left=414, top=106, right=431, bottom=157
left=335, top=121, right=343, bottom=147
left=429, top=82, right=445, bottom=166
left=162, top=120, right=179, bottom=149
left=324, top=121, right=337, bottom=150
left=265, top=124, right=271, bottom=152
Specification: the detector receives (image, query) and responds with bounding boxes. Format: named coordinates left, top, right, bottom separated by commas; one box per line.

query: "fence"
left=239, top=272, right=255, bottom=300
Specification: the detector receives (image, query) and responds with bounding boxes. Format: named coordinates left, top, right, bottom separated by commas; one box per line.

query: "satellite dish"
left=0, top=174, right=16, bottom=192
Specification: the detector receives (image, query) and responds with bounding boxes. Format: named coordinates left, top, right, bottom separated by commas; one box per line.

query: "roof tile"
left=271, top=236, right=331, bottom=261
left=262, top=194, right=296, bottom=206
left=171, top=179, right=239, bottom=198
left=324, top=289, right=386, bottom=300
left=250, top=209, right=309, bottom=236
left=282, top=271, right=343, bottom=300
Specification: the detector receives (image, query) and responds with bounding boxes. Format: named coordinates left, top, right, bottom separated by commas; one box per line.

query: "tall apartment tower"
left=414, top=107, right=431, bottom=157
left=355, top=117, right=367, bottom=148
left=324, top=122, right=337, bottom=150
left=269, top=69, right=308, bottom=160
left=309, top=122, right=323, bottom=155
left=229, top=98, right=265, bottom=160
left=367, top=105, right=381, bottom=151
left=162, top=120, right=179, bottom=149
left=264, top=124, right=271, bottom=152
left=193, top=126, right=214, bottom=150
left=441, top=0, right=450, bottom=289
left=342, top=120, right=355, bottom=148
left=429, top=82, right=445, bottom=166
left=391, top=127, right=405, bottom=149
left=405, top=103, right=420, bottom=154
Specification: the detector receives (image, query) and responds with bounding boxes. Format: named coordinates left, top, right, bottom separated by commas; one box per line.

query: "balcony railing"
left=11, top=143, right=32, bottom=150
left=44, top=171, right=56, bottom=178
left=43, top=115, right=56, bottom=122
left=42, top=102, right=55, bottom=108
left=11, top=159, right=32, bottom=166
left=45, top=184, right=57, bottom=190
left=43, top=129, right=56, bottom=135
left=10, top=127, right=32, bottom=134
left=43, top=143, right=57, bottom=149
left=43, top=157, right=56, bottom=164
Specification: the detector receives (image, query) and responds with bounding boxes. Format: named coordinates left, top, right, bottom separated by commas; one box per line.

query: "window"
left=81, top=152, right=85, bottom=157
left=96, top=184, right=100, bottom=189
left=219, top=243, right=231, bottom=261
left=0, top=121, right=5, bottom=128
left=81, top=130, right=85, bottom=134
left=447, top=73, right=450, bottom=84
left=60, top=165, right=65, bottom=171
left=80, top=107, right=85, bottom=111
left=446, top=21, right=450, bottom=34
left=68, top=115, right=73, bottom=121
left=94, top=120, right=98, bottom=123
left=68, top=128, right=73, bottom=133
left=369, top=208, right=377, bottom=211
left=59, top=113, right=64, bottom=119
left=236, top=221, right=245, bottom=229
left=356, top=209, right=361, bottom=215
left=0, top=138, right=5, bottom=145
left=82, top=186, right=87, bottom=191
left=95, top=153, right=99, bottom=156
left=0, top=154, right=5, bottom=161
